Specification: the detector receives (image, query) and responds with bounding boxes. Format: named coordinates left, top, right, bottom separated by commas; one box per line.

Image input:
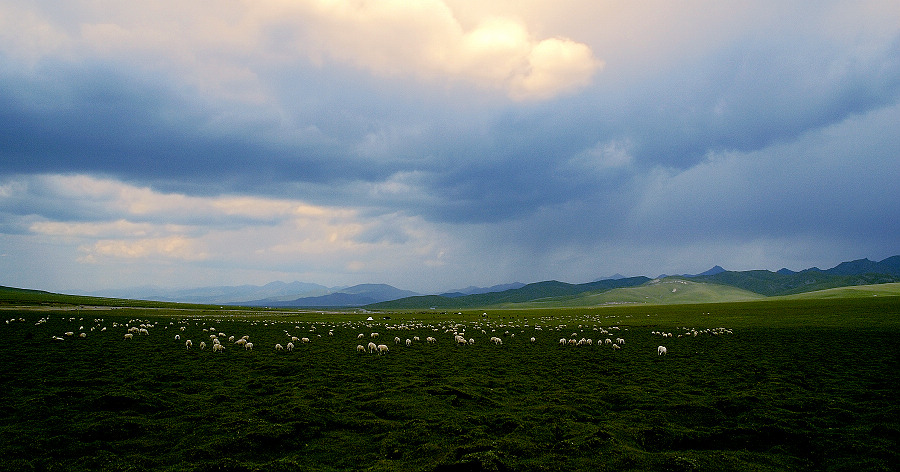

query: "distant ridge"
left=440, top=282, right=527, bottom=298
left=245, top=284, right=420, bottom=307
left=366, top=276, right=652, bottom=309
left=50, top=254, right=900, bottom=308
left=365, top=255, right=900, bottom=309
left=691, top=265, right=727, bottom=277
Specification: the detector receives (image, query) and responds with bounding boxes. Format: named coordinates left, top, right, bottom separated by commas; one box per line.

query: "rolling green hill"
left=505, top=278, right=765, bottom=308
left=772, top=281, right=900, bottom=300
left=693, top=270, right=899, bottom=296
left=364, top=276, right=651, bottom=309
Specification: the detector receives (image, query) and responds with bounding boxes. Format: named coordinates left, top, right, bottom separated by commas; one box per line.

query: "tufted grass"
left=1, top=296, right=898, bottom=471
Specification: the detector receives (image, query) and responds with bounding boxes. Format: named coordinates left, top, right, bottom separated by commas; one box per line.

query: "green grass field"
left=1, top=295, right=898, bottom=471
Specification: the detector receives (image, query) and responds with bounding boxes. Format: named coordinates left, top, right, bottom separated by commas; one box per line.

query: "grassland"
left=1, top=294, right=898, bottom=471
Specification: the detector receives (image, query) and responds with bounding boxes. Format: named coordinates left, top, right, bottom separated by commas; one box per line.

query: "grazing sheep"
left=370, top=332, right=379, bottom=338
left=658, top=346, right=667, bottom=356
left=64, top=331, right=74, bottom=337
left=604, top=338, right=613, bottom=345
left=175, top=334, right=181, bottom=340
left=185, top=339, right=192, bottom=349
left=559, top=338, right=566, bottom=345
left=413, top=336, right=420, bottom=342
left=200, top=341, right=207, bottom=350
left=357, top=344, right=366, bottom=353
left=235, top=339, right=247, bottom=346
left=616, top=338, right=625, bottom=345
left=367, top=341, right=378, bottom=353
left=275, top=343, right=284, bottom=351
left=245, top=342, right=253, bottom=351
left=213, top=343, right=225, bottom=353
left=612, top=344, right=621, bottom=350
left=286, top=342, right=294, bottom=351
left=357, top=333, right=365, bottom=339
left=124, top=333, right=133, bottom=340
left=301, top=337, right=310, bottom=343
left=468, top=338, right=475, bottom=345
left=530, top=337, right=536, bottom=343
left=377, top=344, right=389, bottom=355
left=426, top=337, right=436, bottom=343
left=405, top=338, right=412, bottom=346
left=394, top=336, right=401, bottom=344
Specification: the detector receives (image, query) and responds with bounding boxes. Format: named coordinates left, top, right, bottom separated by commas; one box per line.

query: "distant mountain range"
left=368, top=256, right=900, bottom=309
left=72, top=256, right=900, bottom=308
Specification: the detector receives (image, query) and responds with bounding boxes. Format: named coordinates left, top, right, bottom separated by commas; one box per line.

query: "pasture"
left=1, top=297, right=898, bottom=471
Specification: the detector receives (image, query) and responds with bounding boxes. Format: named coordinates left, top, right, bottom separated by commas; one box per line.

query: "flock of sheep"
left=8, top=312, right=735, bottom=359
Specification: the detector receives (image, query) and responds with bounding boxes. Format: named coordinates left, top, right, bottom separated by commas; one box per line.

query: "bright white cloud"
left=1, top=0, right=601, bottom=102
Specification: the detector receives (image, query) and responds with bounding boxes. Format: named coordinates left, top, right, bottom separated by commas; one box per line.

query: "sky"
left=1, top=0, right=899, bottom=295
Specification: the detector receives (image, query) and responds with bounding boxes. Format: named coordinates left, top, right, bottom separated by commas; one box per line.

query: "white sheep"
left=356, top=344, right=366, bottom=353
left=559, top=338, right=567, bottom=345
left=175, top=334, right=181, bottom=341
left=530, top=337, right=536, bottom=343
left=275, top=343, right=284, bottom=351
left=616, top=337, right=625, bottom=345
left=426, top=336, right=436, bottom=343
left=377, top=344, right=389, bottom=355
left=245, top=342, right=253, bottom=351
left=405, top=338, right=412, bottom=346
left=301, top=337, right=310, bottom=343
left=200, top=341, right=207, bottom=350
left=286, top=342, right=294, bottom=351
left=658, top=345, right=667, bottom=356
left=612, top=344, right=621, bottom=350
left=357, top=333, right=365, bottom=339
left=124, top=333, right=133, bottom=340
left=185, top=339, right=192, bottom=349
left=367, top=341, right=377, bottom=353
left=213, top=343, right=225, bottom=352
left=394, top=336, right=401, bottom=344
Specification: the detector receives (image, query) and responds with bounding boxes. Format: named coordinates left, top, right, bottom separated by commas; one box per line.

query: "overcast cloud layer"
left=2, top=1, right=899, bottom=294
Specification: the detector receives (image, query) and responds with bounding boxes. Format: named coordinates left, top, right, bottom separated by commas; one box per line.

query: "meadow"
left=1, top=297, right=898, bottom=471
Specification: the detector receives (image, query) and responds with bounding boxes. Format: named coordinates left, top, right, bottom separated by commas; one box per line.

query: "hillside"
left=365, top=277, right=651, bottom=309
left=773, top=282, right=900, bottom=300
left=507, top=278, right=765, bottom=308
left=365, top=255, right=900, bottom=309
left=692, top=270, right=900, bottom=296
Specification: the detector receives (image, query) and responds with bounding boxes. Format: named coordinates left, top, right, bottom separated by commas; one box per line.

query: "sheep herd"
left=6, top=312, right=735, bottom=360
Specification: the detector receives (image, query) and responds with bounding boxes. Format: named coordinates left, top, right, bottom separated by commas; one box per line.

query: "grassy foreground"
left=1, top=296, right=898, bottom=471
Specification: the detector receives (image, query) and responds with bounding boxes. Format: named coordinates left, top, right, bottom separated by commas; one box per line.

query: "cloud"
left=0, top=173, right=461, bottom=288
left=255, top=1, right=602, bottom=100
